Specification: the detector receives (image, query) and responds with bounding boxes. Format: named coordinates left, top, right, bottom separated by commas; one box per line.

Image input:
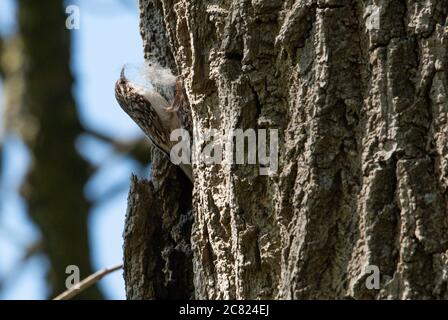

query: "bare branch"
left=53, top=264, right=123, bottom=300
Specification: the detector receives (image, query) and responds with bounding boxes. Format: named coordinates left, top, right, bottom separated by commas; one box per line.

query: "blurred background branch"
left=0, top=0, right=145, bottom=299
left=17, top=0, right=102, bottom=299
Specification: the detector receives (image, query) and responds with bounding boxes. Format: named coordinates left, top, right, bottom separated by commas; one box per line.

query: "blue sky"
left=0, top=0, right=146, bottom=299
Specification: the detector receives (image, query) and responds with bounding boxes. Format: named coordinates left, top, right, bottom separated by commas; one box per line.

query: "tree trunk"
left=15, top=0, right=103, bottom=299
left=124, top=0, right=448, bottom=299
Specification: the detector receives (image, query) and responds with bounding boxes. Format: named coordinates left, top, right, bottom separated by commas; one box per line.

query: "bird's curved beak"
left=120, top=67, right=127, bottom=82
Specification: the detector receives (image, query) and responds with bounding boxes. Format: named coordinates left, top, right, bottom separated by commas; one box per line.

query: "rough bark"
left=122, top=0, right=194, bottom=300
left=123, top=147, right=193, bottom=299
left=125, top=0, right=448, bottom=299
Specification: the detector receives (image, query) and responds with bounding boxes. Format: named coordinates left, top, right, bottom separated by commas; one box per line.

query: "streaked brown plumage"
left=115, top=67, right=193, bottom=181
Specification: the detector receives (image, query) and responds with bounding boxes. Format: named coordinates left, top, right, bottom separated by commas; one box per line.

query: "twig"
left=82, top=127, right=143, bottom=154
left=53, top=263, right=123, bottom=300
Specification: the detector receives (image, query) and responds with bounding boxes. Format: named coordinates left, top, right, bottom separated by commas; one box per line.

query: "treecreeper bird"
left=115, top=64, right=193, bottom=182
